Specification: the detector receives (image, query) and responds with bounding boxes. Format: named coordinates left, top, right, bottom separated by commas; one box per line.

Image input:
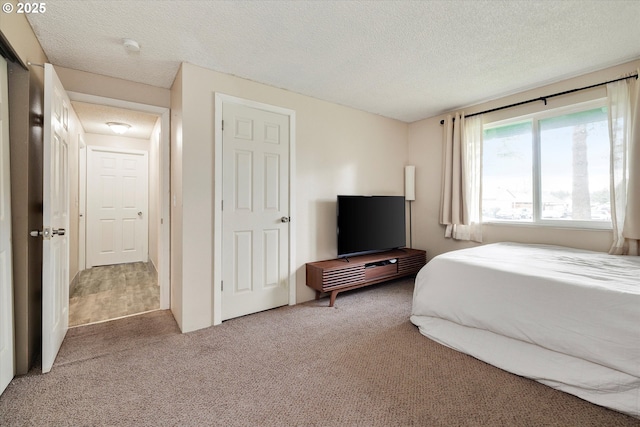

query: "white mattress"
left=410, top=242, right=640, bottom=417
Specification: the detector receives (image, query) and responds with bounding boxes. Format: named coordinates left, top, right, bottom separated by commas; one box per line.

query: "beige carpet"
left=1, top=279, right=638, bottom=426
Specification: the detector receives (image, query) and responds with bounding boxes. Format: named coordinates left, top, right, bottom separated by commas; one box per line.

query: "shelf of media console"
left=305, top=248, right=426, bottom=307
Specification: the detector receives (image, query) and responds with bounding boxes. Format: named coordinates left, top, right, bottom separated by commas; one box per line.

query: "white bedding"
left=410, top=242, right=640, bottom=417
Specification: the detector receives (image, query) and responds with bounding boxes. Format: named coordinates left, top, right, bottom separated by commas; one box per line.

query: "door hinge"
left=221, top=281, right=224, bottom=291
left=221, top=200, right=223, bottom=211
left=221, top=120, right=224, bottom=131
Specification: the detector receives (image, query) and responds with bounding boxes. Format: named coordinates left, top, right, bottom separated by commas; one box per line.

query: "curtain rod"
left=439, top=73, right=638, bottom=125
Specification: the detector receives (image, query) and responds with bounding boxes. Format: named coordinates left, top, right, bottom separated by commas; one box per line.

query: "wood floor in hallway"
left=69, top=262, right=160, bottom=327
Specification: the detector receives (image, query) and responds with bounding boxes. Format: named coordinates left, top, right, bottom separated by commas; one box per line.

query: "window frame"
left=482, top=98, right=612, bottom=230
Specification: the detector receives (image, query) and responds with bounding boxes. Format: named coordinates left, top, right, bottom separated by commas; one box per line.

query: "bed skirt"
left=411, top=315, right=640, bottom=418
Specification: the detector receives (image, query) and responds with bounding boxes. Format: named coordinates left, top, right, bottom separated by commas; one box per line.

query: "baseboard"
left=148, top=259, right=159, bottom=284
left=70, top=272, right=79, bottom=295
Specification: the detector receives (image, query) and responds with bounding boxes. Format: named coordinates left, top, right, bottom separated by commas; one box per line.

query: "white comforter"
left=410, top=242, right=640, bottom=416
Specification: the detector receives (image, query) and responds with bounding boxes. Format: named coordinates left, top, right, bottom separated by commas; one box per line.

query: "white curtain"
left=607, top=71, right=640, bottom=256
left=440, top=113, right=483, bottom=242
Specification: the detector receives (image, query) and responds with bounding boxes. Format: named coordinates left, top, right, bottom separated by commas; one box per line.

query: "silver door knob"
left=138, top=211, right=143, bottom=217
left=280, top=216, right=290, bottom=223
left=30, top=228, right=51, bottom=238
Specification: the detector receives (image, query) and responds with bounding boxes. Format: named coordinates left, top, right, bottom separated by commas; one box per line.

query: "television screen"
left=337, top=195, right=406, bottom=258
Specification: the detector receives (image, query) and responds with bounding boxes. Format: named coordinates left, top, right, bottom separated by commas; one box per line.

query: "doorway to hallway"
left=69, top=261, right=159, bottom=326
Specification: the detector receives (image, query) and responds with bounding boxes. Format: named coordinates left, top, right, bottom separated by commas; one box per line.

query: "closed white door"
left=42, top=64, right=70, bottom=373
left=87, top=147, right=148, bottom=267
left=0, top=56, right=14, bottom=393
left=222, top=102, right=290, bottom=320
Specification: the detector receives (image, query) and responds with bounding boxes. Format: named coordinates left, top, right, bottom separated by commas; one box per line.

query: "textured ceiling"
left=71, top=101, right=159, bottom=140
left=27, top=1, right=640, bottom=122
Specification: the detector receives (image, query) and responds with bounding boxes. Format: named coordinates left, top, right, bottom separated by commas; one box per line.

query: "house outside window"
left=482, top=99, right=611, bottom=229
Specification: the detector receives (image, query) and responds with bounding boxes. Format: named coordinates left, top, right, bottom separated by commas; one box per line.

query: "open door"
left=0, top=56, right=14, bottom=393
left=41, top=64, right=70, bottom=373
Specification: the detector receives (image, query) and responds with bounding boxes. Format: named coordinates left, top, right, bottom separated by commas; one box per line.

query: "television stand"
left=306, top=248, right=426, bottom=307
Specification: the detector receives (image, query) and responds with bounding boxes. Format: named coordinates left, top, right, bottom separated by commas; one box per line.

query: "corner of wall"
left=169, top=65, right=184, bottom=331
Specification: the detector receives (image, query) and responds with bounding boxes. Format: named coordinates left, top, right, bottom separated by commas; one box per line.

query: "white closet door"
left=221, top=102, right=290, bottom=321
left=0, top=55, right=15, bottom=393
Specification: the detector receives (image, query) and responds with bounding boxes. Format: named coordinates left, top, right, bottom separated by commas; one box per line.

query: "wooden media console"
left=306, top=248, right=426, bottom=307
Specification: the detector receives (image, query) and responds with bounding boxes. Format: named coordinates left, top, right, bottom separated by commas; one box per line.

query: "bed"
left=410, top=242, right=640, bottom=417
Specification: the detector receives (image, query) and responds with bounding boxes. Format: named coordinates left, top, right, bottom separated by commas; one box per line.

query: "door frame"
left=213, top=93, right=296, bottom=325
left=86, top=145, right=149, bottom=268
left=68, top=91, right=171, bottom=310
left=78, top=136, right=86, bottom=271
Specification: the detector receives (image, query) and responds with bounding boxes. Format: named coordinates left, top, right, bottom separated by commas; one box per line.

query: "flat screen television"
left=337, top=195, right=406, bottom=258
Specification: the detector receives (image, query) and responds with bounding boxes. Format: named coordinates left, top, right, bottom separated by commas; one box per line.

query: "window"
left=482, top=101, right=611, bottom=228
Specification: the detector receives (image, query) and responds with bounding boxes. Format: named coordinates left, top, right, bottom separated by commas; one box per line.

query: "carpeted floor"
left=1, top=279, right=638, bottom=426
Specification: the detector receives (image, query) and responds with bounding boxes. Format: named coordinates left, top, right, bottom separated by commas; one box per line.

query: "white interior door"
left=221, top=102, right=290, bottom=321
left=87, top=147, right=148, bottom=267
left=0, top=56, right=14, bottom=393
left=42, top=64, right=70, bottom=373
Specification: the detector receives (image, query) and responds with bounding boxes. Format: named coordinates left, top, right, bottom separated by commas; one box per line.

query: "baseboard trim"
left=70, top=272, right=79, bottom=295
left=148, top=260, right=158, bottom=284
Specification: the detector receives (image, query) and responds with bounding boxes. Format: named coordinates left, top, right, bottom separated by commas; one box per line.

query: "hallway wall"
left=68, top=108, right=85, bottom=287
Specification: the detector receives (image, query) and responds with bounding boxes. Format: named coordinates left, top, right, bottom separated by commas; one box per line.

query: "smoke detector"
left=123, top=38, right=140, bottom=53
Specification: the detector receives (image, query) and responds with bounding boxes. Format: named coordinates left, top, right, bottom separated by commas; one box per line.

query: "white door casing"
left=42, top=64, right=70, bottom=373
left=0, top=56, right=14, bottom=393
left=68, top=92, right=170, bottom=310
left=220, top=100, right=294, bottom=321
left=78, top=137, right=86, bottom=271
left=87, top=147, right=148, bottom=268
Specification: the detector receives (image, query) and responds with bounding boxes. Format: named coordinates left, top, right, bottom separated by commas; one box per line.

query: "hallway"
left=69, top=262, right=160, bottom=327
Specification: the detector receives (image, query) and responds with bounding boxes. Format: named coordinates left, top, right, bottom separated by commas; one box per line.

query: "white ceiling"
left=71, top=101, right=159, bottom=139
left=27, top=1, right=640, bottom=123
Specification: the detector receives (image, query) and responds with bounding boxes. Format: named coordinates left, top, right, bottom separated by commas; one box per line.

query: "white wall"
left=171, top=63, right=408, bottom=332
left=408, top=59, right=640, bottom=261
left=68, top=106, right=84, bottom=284
left=170, top=66, right=184, bottom=331
left=55, top=66, right=170, bottom=109
left=84, top=133, right=150, bottom=152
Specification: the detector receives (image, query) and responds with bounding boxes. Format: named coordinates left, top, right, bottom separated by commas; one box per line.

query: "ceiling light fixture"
left=106, top=122, right=131, bottom=135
